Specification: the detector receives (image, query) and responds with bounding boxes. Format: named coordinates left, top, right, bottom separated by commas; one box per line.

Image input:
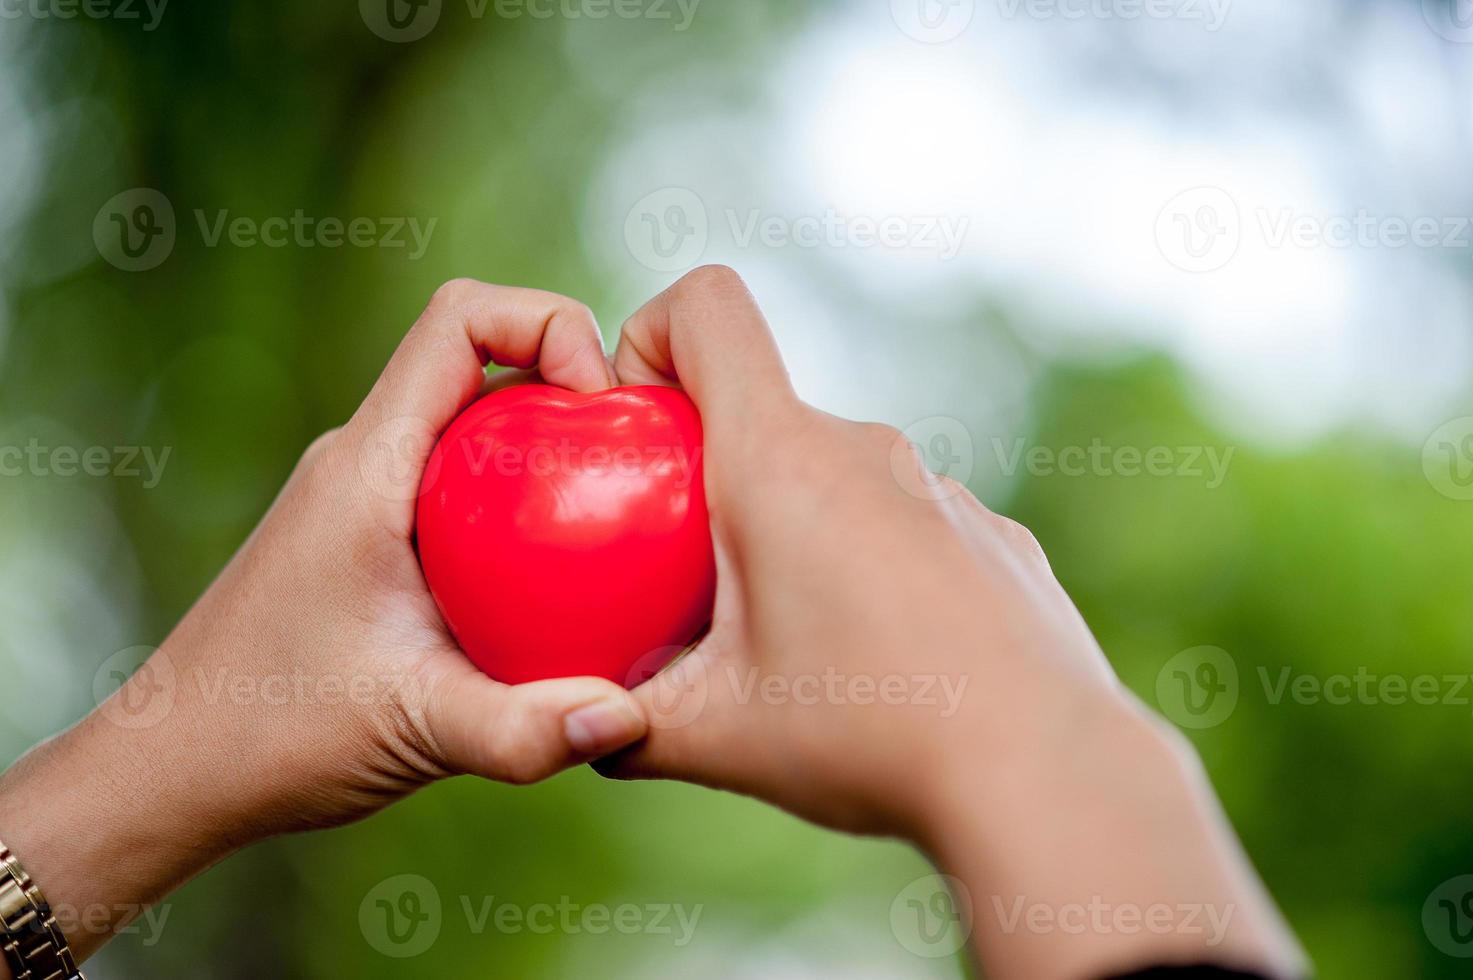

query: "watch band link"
left=0, top=842, right=83, bottom=980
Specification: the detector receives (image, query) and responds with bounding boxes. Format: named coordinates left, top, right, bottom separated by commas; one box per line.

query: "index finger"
left=343, top=279, right=615, bottom=532
left=613, top=265, right=798, bottom=444
left=355, top=278, right=615, bottom=435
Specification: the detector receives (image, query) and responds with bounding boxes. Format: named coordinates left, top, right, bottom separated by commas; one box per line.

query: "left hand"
left=0, top=280, right=648, bottom=962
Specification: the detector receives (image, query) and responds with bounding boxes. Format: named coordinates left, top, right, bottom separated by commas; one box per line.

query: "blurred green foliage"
left=0, top=3, right=1469, bottom=979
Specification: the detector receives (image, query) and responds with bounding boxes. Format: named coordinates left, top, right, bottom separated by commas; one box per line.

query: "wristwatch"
left=0, top=840, right=83, bottom=980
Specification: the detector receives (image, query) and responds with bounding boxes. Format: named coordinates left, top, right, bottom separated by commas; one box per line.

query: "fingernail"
left=564, top=697, right=640, bottom=755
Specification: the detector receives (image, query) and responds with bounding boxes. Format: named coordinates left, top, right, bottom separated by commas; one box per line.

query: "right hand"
left=599, top=266, right=1307, bottom=980
left=598, top=264, right=1133, bottom=836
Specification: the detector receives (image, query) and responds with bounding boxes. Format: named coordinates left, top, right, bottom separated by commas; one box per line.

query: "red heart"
left=415, top=385, right=716, bottom=686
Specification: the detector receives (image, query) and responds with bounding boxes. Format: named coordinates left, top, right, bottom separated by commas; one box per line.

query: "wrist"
left=0, top=662, right=248, bottom=963
left=914, top=689, right=1306, bottom=980
left=918, top=682, right=1177, bottom=853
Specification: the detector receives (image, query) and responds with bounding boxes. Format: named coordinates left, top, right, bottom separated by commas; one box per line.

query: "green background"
left=0, top=2, right=1469, bottom=977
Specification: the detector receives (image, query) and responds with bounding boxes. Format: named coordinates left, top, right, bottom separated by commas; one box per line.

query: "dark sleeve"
left=1104, top=968, right=1295, bottom=980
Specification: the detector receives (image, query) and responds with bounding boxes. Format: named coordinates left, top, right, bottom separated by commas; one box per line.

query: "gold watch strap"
left=0, top=841, right=83, bottom=980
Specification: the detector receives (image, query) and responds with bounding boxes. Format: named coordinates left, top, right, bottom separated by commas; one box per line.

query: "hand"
left=598, top=266, right=1308, bottom=980
left=598, top=263, right=1123, bottom=834
left=0, top=280, right=649, bottom=963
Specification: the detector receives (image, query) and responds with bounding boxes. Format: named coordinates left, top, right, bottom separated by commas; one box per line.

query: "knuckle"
left=288, top=427, right=346, bottom=496
left=989, top=514, right=1048, bottom=563
left=487, top=707, right=551, bottom=786
left=428, top=277, right=483, bottom=315
left=859, top=421, right=907, bottom=453
left=933, top=474, right=970, bottom=499
left=564, top=299, right=598, bottom=326
left=301, top=427, right=342, bottom=466
left=555, top=302, right=605, bottom=350
left=502, top=753, right=552, bottom=787
left=680, top=263, right=746, bottom=294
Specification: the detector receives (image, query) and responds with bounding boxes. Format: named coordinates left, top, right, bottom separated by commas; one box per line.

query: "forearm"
left=919, top=694, right=1308, bottom=980
left=0, top=691, right=241, bottom=966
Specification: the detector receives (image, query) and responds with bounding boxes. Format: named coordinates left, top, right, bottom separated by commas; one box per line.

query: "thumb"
left=425, top=665, right=648, bottom=785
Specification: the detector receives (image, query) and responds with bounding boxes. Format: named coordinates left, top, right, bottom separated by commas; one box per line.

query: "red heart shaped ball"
left=415, top=385, right=716, bottom=686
